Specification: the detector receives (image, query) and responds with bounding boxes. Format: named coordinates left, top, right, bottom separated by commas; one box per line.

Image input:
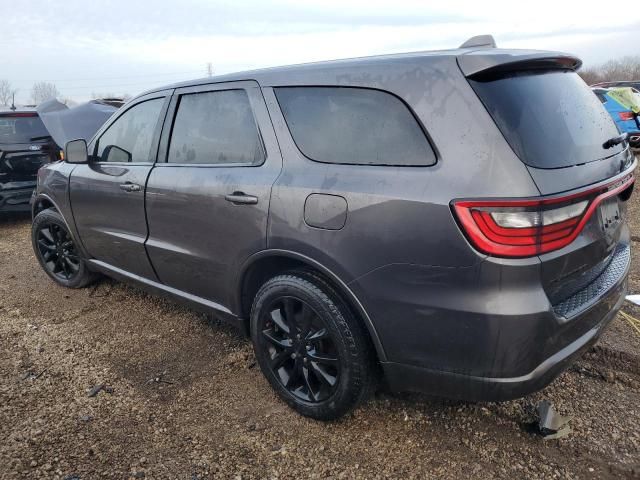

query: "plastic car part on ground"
left=535, top=400, right=572, bottom=439
left=36, top=99, right=118, bottom=148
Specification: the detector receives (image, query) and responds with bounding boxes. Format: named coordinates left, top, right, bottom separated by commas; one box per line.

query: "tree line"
left=577, top=56, right=640, bottom=85
left=0, top=80, right=131, bottom=107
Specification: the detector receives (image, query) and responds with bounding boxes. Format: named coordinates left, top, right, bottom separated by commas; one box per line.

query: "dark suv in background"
left=31, top=36, right=635, bottom=420
left=0, top=109, right=59, bottom=212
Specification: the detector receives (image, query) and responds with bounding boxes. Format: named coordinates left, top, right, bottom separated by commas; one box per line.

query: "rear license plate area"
left=599, top=197, right=621, bottom=235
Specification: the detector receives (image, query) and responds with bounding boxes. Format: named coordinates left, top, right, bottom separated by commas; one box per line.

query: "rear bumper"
left=0, top=182, right=36, bottom=212
left=354, top=231, right=630, bottom=401
left=381, top=272, right=626, bottom=401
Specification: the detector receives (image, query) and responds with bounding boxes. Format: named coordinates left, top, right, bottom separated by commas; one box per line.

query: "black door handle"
left=119, top=183, right=141, bottom=192
left=224, top=192, right=258, bottom=205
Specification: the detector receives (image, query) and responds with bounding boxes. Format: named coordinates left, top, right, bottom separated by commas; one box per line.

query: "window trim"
left=274, top=85, right=439, bottom=168
left=159, top=85, right=267, bottom=168
left=90, top=93, right=171, bottom=166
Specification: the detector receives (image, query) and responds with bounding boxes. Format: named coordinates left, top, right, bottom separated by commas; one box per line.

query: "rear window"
left=0, top=114, right=49, bottom=144
left=275, top=87, right=436, bottom=166
left=469, top=70, right=623, bottom=169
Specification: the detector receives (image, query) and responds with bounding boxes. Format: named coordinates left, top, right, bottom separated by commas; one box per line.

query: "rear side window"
left=275, top=87, right=436, bottom=166
left=168, top=89, right=264, bottom=165
left=469, top=70, right=622, bottom=169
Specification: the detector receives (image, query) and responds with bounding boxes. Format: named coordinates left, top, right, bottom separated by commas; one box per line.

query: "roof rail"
left=459, top=35, right=496, bottom=49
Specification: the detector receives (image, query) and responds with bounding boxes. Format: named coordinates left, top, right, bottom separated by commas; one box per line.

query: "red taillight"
left=619, top=111, right=635, bottom=121
left=452, top=175, right=635, bottom=258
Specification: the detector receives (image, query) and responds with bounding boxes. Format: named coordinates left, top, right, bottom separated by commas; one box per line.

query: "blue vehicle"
left=593, top=87, right=640, bottom=148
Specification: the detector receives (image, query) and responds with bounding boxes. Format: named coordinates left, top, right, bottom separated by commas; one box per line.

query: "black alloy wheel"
left=32, top=208, right=97, bottom=288
left=251, top=273, right=376, bottom=420
left=259, top=296, right=340, bottom=403
left=35, top=222, right=81, bottom=282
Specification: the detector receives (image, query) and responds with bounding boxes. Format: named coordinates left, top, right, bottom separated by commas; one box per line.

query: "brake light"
left=452, top=175, right=635, bottom=258
left=619, top=111, right=635, bottom=121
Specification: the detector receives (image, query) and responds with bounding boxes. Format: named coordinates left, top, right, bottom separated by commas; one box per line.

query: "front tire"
left=31, top=209, right=96, bottom=288
left=250, top=272, right=375, bottom=420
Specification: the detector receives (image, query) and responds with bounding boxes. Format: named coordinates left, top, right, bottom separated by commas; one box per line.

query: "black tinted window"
left=96, top=98, right=163, bottom=163
left=470, top=71, right=622, bottom=169
left=168, top=90, right=264, bottom=165
left=275, top=87, right=435, bottom=166
left=0, top=114, right=49, bottom=144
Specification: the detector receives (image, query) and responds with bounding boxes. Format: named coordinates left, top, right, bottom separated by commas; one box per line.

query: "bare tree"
left=0, top=79, right=16, bottom=106
left=579, top=56, right=640, bottom=85
left=30, top=82, right=60, bottom=104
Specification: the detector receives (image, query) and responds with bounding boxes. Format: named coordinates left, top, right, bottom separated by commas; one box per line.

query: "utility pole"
left=206, top=62, right=214, bottom=77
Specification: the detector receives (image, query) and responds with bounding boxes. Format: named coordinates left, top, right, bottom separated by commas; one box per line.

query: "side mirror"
left=64, top=139, right=88, bottom=164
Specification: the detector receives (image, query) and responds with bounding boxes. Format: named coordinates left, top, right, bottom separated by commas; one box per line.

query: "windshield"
left=469, top=70, right=623, bottom=169
left=0, top=114, right=49, bottom=144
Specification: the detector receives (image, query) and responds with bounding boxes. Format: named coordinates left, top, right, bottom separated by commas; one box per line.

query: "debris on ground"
left=87, top=384, right=113, bottom=397
left=534, top=400, right=572, bottom=440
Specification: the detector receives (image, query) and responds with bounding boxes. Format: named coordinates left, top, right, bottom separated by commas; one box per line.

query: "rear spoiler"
left=457, top=49, right=582, bottom=79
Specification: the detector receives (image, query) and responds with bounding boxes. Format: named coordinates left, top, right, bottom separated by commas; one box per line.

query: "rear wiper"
left=603, top=132, right=628, bottom=149
left=29, top=135, right=52, bottom=141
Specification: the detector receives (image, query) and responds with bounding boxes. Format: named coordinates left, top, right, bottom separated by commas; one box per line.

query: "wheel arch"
left=32, top=193, right=57, bottom=217
left=236, top=249, right=387, bottom=362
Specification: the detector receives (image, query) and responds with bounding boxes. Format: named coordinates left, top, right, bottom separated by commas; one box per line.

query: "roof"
left=141, top=41, right=580, bottom=97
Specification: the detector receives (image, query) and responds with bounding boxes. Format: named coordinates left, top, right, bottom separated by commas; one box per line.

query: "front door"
left=69, top=92, right=170, bottom=279
left=145, top=81, right=282, bottom=310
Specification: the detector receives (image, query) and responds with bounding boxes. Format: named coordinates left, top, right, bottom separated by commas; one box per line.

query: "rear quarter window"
left=275, top=87, right=436, bottom=166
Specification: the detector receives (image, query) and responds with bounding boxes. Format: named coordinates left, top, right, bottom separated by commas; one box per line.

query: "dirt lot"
left=1, top=195, right=640, bottom=480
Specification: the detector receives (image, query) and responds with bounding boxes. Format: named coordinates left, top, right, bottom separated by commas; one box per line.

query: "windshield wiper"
left=29, top=135, right=52, bottom=141
left=603, top=132, right=628, bottom=149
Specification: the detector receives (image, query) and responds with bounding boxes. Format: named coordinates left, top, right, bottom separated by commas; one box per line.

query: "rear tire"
left=250, top=272, right=376, bottom=420
left=31, top=208, right=97, bottom=288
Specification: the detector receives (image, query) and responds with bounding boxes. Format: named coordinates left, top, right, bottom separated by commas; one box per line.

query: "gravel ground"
left=1, top=192, right=640, bottom=479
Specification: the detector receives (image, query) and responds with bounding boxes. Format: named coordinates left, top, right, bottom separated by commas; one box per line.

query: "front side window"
left=167, top=89, right=264, bottom=165
left=275, top=86, right=436, bottom=166
left=96, top=98, right=164, bottom=163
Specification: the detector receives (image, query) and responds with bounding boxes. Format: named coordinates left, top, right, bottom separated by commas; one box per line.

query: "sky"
left=3, top=0, right=640, bottom=104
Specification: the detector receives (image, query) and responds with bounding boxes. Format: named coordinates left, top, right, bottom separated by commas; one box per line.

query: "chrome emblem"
left=29, top=145, right=41, bottom=151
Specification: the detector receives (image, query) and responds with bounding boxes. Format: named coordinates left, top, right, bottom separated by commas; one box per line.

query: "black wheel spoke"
left=306, top=327, right=329, bottom=342
left=37, top=239, right=56, bottom=251
left=40, top=227, right=55, bottom=243
left=302, top=366, right=317, bottom=401
left=262, top=329, right=293, bottom=349
left=285, top=357, right=302, bottom=388
left=269, top=309, right=290, bottom=334
left=310, top=361, right=337, bottom=387
left=307, top=351, right=338, bottom=366
left=64, top=257, right=80, bottom=271
left=270, top=348, right=293, bottom=370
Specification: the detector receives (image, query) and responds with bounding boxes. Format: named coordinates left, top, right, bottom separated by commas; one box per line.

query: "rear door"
left=145, top=81, right=282, bottom=308
left=69, top=91, right=171, bottom=279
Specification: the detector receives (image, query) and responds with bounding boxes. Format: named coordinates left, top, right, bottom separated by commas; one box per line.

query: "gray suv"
left=31, top=36, right=636, bottom=420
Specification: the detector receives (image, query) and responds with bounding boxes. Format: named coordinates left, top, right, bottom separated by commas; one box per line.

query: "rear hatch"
left=458, top=50, right=635, bottom=318
left=0, top=112, right=58, bottom=184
